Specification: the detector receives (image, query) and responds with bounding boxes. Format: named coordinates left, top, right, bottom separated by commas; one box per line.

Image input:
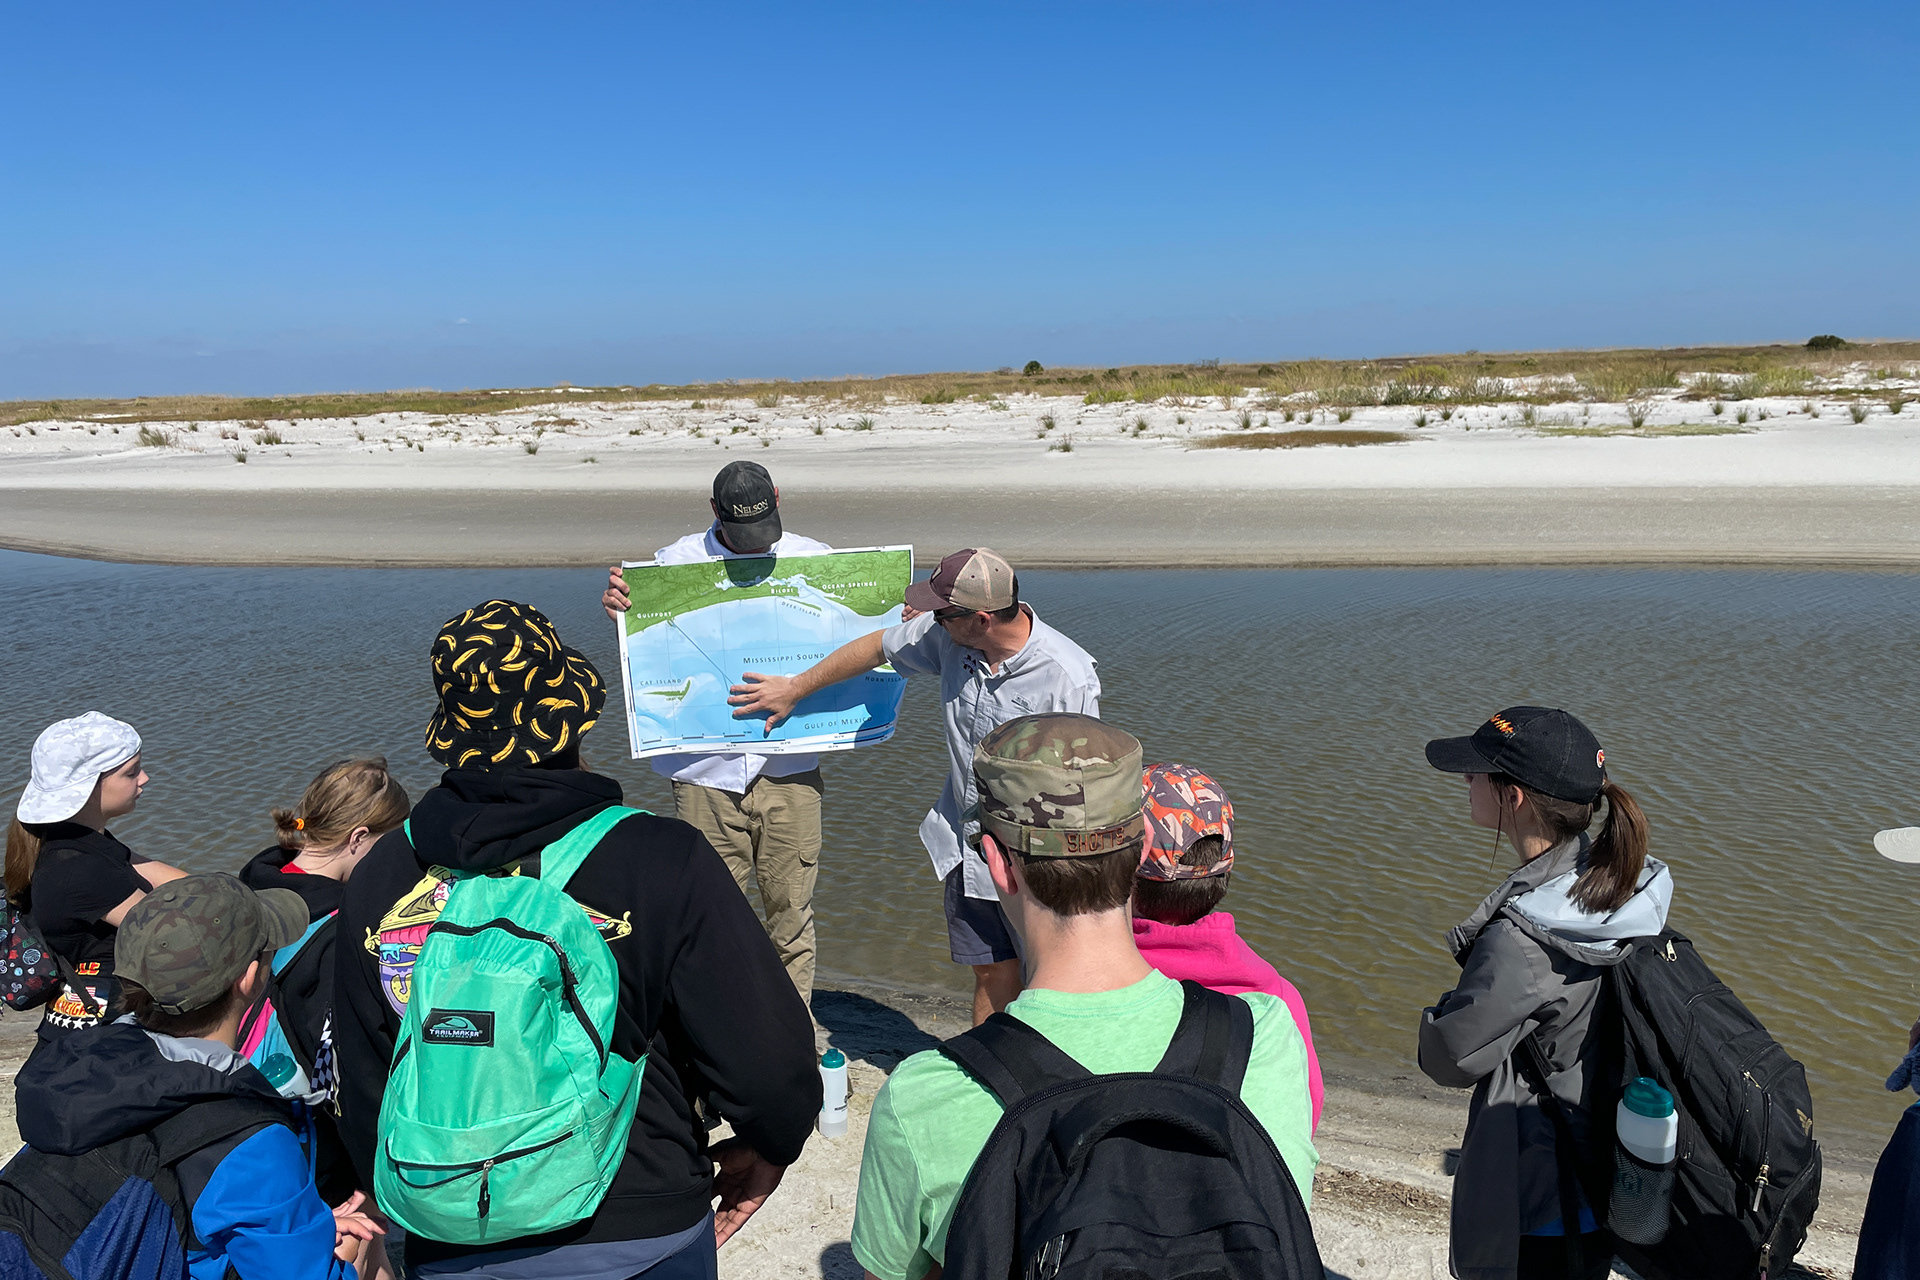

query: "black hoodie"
left=237, top=845, right=344, bottom=1066
left=331, top=766, right=819, bottom=1259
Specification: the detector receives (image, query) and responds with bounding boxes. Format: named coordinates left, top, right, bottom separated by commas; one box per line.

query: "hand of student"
left=603, top=565, right=632, bottom=620
left=728, top=672, right=799, bottom=733
left=331, top=1191, right=386, bottom=1260
left=900, top=603, right=924, bottom=621
left=710, top=1137, right=787, bottom=1246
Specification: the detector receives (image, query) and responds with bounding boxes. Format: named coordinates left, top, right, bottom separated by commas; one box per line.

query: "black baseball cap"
left=1425, top=705, right=1607, bottom=804
left=712, top=462, right=782, bottom=548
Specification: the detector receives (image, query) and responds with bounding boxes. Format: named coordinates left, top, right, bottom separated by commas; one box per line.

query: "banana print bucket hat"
left=425, top=599, right=605, bottom=768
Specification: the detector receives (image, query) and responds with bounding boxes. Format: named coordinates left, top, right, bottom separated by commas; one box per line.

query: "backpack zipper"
left=1028, top=1232, right=1066, bottom=1280
left=1746, top=1075, right=1773, bottom=1215
left=385, top=1126, right=575, bottom=1210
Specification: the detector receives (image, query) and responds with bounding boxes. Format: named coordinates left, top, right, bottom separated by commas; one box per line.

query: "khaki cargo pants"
left=672, top=770, right=823, bottom=1004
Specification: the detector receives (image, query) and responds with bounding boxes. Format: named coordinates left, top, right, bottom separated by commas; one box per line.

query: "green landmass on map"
left=623, top=549, right=909, bottom=636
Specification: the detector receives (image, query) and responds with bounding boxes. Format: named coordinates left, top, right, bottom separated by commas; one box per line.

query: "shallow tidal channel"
left=4, top=550, right=1918, bottom=1154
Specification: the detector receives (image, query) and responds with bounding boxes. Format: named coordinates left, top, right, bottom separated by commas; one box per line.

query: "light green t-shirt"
left=850, top=970, right=1318, bottom=1280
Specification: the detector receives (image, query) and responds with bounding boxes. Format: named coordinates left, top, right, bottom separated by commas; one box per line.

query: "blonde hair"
left=272, top=758, right=409, bottom=851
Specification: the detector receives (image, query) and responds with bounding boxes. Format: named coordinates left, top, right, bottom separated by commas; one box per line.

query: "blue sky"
left=4, top=2, right=1914, bottom=397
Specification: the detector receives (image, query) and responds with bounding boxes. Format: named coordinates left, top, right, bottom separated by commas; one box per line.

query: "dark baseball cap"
left=115, top=873, right=307, bottom=1015
left=1425, top=706, right=1607, bottom=804
left=712, top=461, right=782, bottom=548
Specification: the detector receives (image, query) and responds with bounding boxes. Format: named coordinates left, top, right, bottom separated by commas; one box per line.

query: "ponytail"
left=5, top=819, right=42, bottom=902
left=270, top=806, right=307, bottom=850
left=1495, top=773, right=1651, bottom=915
left=1569, top=780, right=1649, bottom=915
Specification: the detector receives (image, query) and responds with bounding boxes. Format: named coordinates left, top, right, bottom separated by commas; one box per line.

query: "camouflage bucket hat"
left=972, top=713, right=1146, bottom=858
left=115, top=873, right=307, bottom=1015
left=426, top=599, right=606, bottom=768
left=1138, top=762, right=1235, bottom=882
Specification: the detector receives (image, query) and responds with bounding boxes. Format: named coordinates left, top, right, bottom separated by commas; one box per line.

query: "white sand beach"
left=3, top=372, right=1919, bottom=569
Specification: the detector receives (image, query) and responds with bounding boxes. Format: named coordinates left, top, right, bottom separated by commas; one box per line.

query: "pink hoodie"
left=1132, top=911, right=1324, bottom=1131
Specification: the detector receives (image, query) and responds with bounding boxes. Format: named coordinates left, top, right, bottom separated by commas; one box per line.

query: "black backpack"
left=1522, top=927, right=1821, bottom=1280
left=939, top=980, right=1324, bottom=1280
left=0, top=1096, right=291, bottom=1280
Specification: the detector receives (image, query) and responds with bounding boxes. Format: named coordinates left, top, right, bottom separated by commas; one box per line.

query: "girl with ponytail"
left=1417, top=707, right=1673, bottom=1280
left=236, top=758, right=408, bottom=1212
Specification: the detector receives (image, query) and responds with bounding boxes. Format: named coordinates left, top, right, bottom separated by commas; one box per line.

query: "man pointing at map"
left=603, top=461, right=832, bottom=1004
left=729, top=548, right=1101, bottom=1024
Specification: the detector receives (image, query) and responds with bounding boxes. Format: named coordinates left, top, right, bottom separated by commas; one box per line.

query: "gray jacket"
left=1418, top=836, right=1673, bottom=1280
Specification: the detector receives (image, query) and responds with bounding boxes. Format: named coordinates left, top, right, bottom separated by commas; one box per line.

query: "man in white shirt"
left=728, top=547, right=1100, bottom=1025
left=602, top=461, right=831, bottom=1003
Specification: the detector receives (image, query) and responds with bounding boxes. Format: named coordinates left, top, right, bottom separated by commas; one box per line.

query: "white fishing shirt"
left=647, top=522, right=834, bottom=793
left=881, top=607, right=1101, bottom=900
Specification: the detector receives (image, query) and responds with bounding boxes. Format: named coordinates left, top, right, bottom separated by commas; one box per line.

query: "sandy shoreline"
left=2, top=485, right=1918, bottom=571
left=0, top=981, right=1877, bottom=1278
left=3, top=384, right=1919, bottom=569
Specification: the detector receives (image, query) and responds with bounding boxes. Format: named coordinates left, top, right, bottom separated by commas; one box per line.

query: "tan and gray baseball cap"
left=906, top=547, right=1017, bottom=614
left=972, top=713, right=1146, bottom=857
left=115, top=873, right=307, bottom=1015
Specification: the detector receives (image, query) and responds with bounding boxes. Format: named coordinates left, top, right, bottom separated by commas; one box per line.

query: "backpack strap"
left=151, top=1095, right=298, bottom=1253
left=536, top=805, right=649, bottom=889
left=1152, top=979, right=1254, bottom=1096
left=940, top=1012, right=1091, bottom=1109
left=1516, top=1031, right=1600, bottom=1274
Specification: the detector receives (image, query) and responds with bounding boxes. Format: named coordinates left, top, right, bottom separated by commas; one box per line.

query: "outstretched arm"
left=728, top=631, right=887, bottom=733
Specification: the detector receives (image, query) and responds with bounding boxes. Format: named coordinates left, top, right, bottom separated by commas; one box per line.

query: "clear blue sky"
left=4, top=2, right=1914, bottom=397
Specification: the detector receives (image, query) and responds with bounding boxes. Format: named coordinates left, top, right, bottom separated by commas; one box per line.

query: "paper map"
left=616, top=545, right=911, bottom=759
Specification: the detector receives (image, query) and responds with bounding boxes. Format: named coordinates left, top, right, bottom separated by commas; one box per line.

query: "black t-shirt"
left=27, top=824, right=146, bottom=1036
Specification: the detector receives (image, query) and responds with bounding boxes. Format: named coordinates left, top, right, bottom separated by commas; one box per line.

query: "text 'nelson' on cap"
left=712, top=461, right=782, bottom=548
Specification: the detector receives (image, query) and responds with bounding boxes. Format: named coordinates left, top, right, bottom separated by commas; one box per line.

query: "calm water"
left=4, top=550, right=1918, bottom=1153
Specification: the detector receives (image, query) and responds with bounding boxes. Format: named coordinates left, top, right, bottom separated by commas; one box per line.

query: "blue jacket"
left=14, top=1016, right=350, bottom=1280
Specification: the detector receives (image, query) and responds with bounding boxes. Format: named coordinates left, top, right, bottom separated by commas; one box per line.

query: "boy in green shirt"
left=850, top=714, right=1318, bottom=1280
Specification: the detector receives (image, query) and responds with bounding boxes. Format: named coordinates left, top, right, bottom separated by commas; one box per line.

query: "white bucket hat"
left=16, top=712, right=143, bottom=825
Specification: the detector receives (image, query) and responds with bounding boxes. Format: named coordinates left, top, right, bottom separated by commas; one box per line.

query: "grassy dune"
left=3, top=341, right=1916, bottom=430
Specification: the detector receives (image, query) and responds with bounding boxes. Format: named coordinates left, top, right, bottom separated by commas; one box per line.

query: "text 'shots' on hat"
left=16, top=712, right=143, bottom=825
left=426, top=600, right=606, bottom=768
left=114, top=873, right=308, bottom=1016
left=712, top=461, right=782, bottom=549
left=1424, top=705, right=1607, bottom=805
left=972, top=713, right=1145, bottom=858
left=904, top=547, right=1016, bottom=615
left=1137, top=763, right=1235, bottom=882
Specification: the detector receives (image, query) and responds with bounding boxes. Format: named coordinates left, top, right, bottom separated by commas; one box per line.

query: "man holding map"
left=729, top=548, right=1101, bottom=1024
left=603, top=461, right=833, bottom=1004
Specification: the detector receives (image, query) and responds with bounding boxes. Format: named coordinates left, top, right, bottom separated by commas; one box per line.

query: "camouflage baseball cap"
left=972, top=713, right=1146, bottom=858
left=115, top=873, right=307, bottom=1016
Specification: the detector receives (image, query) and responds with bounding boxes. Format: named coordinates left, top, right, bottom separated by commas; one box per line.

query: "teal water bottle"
left=819, top=1049, right=849, bottom=1137
left=1610, top=1077, right=1679, bottom=1244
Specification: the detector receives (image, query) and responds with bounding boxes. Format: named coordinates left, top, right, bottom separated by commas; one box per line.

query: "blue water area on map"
left=622, top=582, right=905, bottom=757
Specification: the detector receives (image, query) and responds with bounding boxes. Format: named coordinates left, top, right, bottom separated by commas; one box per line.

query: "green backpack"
left=375, top=805, right=647, bottom=1244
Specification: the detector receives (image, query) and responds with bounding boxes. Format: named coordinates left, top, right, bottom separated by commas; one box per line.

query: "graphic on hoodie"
left=365, top=865, right=633, bottom=1014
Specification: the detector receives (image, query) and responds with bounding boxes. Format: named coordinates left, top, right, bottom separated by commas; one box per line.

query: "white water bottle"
left=818, top=1048, right=849, bottom=1137
left=1610, top=1076, right=1679, bottom=1244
